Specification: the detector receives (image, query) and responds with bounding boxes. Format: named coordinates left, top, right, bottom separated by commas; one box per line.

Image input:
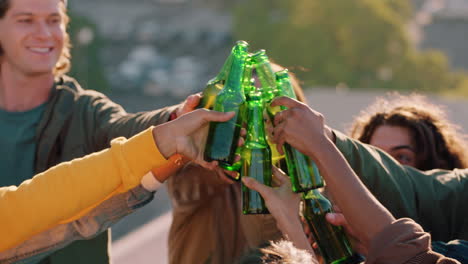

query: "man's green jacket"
left=334, top=130, right=468, bottom=242
left=0, top=76, right=177, bottom=264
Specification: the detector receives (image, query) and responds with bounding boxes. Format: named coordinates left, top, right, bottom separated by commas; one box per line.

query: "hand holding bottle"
left=270, top=96, right=333, bottom=160
left=153, top=109, right=235, bottom=170
left=171, top=93, right=242, bottom=181
left=174, top=93, right=203, bottom=118
left=241, top=166, right=313, bottom=253
left=326, top=210, right=368, bottom=256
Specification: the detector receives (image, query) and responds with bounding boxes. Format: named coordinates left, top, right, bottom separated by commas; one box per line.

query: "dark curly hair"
left=349, top=93, right=468, bottom=170
left=0, top=0, right=71, bottom=76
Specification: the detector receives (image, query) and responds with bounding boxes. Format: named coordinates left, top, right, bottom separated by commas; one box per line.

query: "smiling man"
left=0, top=0, right=192, bottom=263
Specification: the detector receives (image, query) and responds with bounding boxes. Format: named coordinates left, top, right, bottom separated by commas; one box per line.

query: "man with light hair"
left=0, top=0, right=194, bottom=263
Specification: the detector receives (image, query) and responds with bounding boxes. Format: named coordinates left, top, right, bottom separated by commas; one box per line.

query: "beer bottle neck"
left=276, top=72, right=297, bottom=100
left=255, top=62, right=276, bottom=98
left=220, top=46, right=247, bottom=100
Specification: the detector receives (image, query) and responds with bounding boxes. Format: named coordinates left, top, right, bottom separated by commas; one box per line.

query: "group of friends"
left=0, top=0, right=467, bottom=263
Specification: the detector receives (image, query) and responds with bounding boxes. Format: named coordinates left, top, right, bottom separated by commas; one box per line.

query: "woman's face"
left=369, top=125, right=417, bottom=167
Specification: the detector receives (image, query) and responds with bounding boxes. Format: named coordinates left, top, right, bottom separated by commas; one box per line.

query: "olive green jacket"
left=334, top=130, right=468, bottom=242
left=1, top=75, right=177, bottom=264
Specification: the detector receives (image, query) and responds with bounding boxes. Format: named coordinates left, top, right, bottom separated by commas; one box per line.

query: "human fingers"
left=237, top=137, right=245, bottom=148
left=272, top=166, right=290, bottom=185
left=174, top=109, right=234, bottom=137
left=326, top=213, right=360, bottom=241
left=177, top=93, right=202, bottom=117
left=300, top=217, right=316, bottom=247
left=197, top=159, right=218, bottom=170
left=201, top=109, right=235, bottom=123
left=270, top=96, right=304, bottom=109
left=240, top=127, right=247, bottom=137
left=272, top=119, right=286, bottom=142
left=242, top=177, right=274, bottom=199
left=326, top=212, right=347, bottom=227
left=273, top=109, right=291, bottom=127
left=214, top=168, right=236, bottom=184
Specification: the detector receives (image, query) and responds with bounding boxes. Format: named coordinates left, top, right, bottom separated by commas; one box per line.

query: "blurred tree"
left=382, top=0, right=413, bottom=21
left=233, top=0, right=468, bottom=93
left=68, top=12, right=109, bottom=92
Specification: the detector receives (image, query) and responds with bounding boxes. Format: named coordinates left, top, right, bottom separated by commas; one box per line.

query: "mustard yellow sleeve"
left=0, top=127, right=169, bottom=251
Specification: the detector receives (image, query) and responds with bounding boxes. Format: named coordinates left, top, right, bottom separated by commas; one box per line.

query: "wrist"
left=151, top=154, right=189, bottom=182
left=325, top=126, right=336, bottom=143
left=304, top=134, right=335, bottom=160
left=282, top=218, right=313, bottom=252
left=152, top=125, right=176, bottom=159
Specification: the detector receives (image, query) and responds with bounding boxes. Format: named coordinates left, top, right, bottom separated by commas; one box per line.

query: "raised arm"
left=271, top=96, right=468, bottom=242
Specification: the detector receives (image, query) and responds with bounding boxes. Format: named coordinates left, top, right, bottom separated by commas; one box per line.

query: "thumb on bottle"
left=326, top=212, right=345, bottom=226
left=204, top=110, right=235, bottom=122
left=241, top=176, right=256, bottom=189
left=242, top=177, right=272, bottom=198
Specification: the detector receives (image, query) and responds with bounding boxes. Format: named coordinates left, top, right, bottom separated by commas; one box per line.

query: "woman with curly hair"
left=349, top=93, right=468, bottom=170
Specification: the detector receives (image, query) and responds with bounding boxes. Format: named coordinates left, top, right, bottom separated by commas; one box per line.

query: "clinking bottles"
left=301, top=189, right=354, bottom=264
left=275, top=70, right=324, bottom=192
left=198, top=40, right=249, bottom=109
left=251, top=50, right=287, bottom=172
left=229, top=55, right=254, bottom=176
left=241, top=88, right=272, bottom=214
left=204, top=41, right=249, bottom=171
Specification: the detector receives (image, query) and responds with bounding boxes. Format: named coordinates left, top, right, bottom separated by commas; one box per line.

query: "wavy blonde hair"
left=238, top=240, right=315, bottom=264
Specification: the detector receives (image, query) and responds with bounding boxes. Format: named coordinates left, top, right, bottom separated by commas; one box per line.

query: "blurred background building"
left=68, top=0, right=468, bottom=97
left=64, top=0, right=468, bottom=263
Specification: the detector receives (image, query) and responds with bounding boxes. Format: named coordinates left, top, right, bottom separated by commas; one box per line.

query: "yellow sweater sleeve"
left=0, top=127, right=169, bottom=251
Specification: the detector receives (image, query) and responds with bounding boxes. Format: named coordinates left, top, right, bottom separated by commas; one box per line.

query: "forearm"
left=310, top=137, right=395, bottom=243
left=280, top=217, right=315, bottom=254
left=0, top=127, right=168, bottom=251
left=332, top=129, right=468, bottom=241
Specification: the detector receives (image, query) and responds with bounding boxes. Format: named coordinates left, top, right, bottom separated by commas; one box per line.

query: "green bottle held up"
left=274, top=70, right=324, bottom=192
left=204, top=42, right=249, bottom=171
left=229, top=55, right=255, bottom=177
left=198, top=40, right=249, bottom=109
left=251, top=50, right=287, bottom=172
left=251, top=50, right=276, bottom=104
left=301, top=189, right=355, bottom=264
left=241, top=88, right=272, bottom=214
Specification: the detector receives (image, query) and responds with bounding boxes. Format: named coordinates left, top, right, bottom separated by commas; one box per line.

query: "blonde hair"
left=239, top=240, right=315, bottom=264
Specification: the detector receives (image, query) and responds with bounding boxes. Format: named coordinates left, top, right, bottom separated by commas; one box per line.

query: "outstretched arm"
left=0, top=109, right=234, bottom=252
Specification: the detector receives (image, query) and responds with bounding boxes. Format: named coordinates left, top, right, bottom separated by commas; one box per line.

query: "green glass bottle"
left=274, top=70, right=324, bottom=192
left=198, top=40, right=249, bottom=109
left=229, top=55, right=254, bottom=178
left=204, top=42, right=249, bottom=171
left=241, top=89, right=272, bottom=214
left=301, top=189, right=354, bottom=264
left=251, top=50, right=276, bottom=104
left=251, top=50, right=287, bottom=172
